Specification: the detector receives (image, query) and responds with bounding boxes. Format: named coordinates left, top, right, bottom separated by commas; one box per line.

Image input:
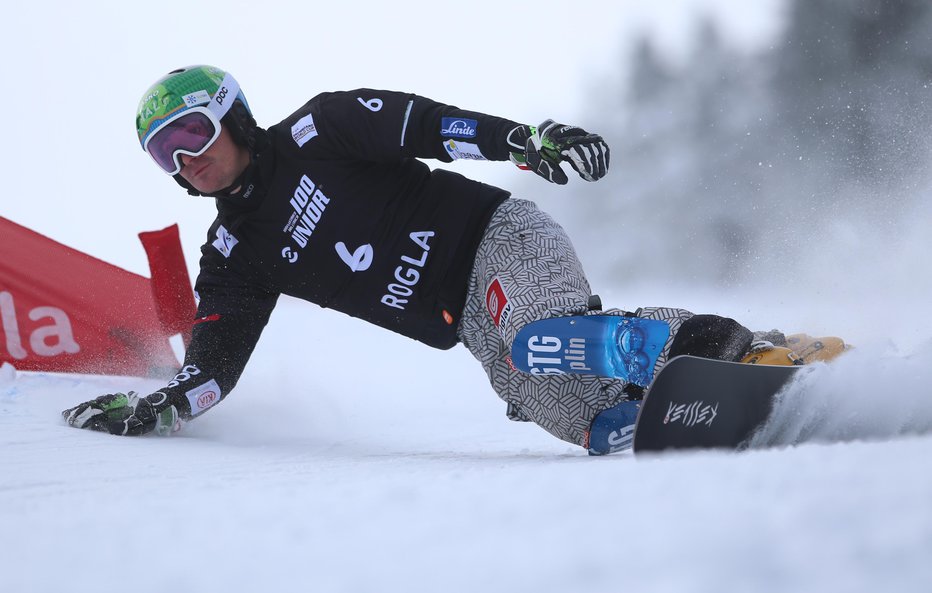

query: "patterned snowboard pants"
left=456, top=198, right=694, bottom=448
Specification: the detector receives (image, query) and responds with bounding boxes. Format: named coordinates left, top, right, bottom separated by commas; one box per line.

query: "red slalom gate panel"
left=0, top=217, right=195, bottom=377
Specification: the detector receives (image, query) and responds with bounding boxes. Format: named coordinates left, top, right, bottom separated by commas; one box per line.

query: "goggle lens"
left=146, top=110, right=220, bottom=174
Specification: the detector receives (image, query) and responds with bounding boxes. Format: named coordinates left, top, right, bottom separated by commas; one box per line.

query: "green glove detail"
left=509, top=120, right=610, bottom=185
left=62, top=392, right=179, bottom=436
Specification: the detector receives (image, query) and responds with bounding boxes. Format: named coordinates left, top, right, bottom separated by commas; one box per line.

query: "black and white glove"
left=508, top=120, right=610, bottom=184
left=62, top=392, right=179, bottom=436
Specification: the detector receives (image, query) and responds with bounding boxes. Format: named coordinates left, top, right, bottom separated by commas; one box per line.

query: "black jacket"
left=158, top=90, right=522, bottom=418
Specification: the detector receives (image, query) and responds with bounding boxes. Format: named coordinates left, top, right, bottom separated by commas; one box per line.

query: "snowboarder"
left=62, top=65, right=843, bottom=454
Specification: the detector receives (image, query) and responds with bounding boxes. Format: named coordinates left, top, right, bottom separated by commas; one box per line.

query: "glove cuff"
left=144, top=391, right=183, bottom=436
left=506, top=124, right=534, bottom=170
left=154, top=405, right=181, bottom=436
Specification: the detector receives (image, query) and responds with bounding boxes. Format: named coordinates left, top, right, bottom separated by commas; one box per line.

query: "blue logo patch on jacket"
left=440, top=117, right=478, bottom=139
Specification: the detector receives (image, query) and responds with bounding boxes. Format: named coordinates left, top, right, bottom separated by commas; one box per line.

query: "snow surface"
left=3, top=295, right=932, bottom=593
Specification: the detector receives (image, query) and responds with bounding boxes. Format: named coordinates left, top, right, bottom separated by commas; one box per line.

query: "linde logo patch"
left=0, top=291, right=80, bottom=359
left=283, top=174, right=330, bottom=249
left=291, top=113, right=319, bottom=147
left=441, top=117, right=478, bottom=138
left=663, top=400, right=719, bottom=427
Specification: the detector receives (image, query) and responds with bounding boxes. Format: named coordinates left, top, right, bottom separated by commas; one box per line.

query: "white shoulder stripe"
left=400, top=99, right=414, bottom=147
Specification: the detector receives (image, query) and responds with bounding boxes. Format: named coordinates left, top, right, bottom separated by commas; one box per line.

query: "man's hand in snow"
left=62, top=392, right=179, bottom=436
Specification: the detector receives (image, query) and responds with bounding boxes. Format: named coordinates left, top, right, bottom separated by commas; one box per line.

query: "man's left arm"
left=306, top=90, right=609, bottom=183
left=402, top=97, right=610, bottom=185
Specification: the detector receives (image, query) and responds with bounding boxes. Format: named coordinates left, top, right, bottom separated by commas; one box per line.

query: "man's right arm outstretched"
left=62, top=268, right=279, bottom=436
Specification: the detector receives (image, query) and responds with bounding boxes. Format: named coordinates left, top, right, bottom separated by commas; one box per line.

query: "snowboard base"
left=632, top=356, right=802, bottom=453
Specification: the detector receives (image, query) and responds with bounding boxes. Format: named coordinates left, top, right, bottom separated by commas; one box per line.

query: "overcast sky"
left=2, top=0, right=784, bottom=275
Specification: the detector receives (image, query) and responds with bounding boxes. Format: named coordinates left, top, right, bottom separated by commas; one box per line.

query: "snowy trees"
left=573, top=0, right=932, bottom=287
left=773, top=0, right=932, bottom=194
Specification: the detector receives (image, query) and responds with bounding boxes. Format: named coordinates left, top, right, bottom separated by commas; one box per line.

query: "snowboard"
left=632, top=355, right=803, bottom=453
left=510, top=315, right=670, bottom=387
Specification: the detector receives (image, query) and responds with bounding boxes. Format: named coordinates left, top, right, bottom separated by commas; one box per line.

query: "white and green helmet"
left=136, top=65, right=252, bottom=174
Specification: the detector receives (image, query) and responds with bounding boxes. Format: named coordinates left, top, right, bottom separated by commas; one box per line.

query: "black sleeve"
left=144, top=265, right=279, bottom=421
left=286, top=89, right=525, bottom=163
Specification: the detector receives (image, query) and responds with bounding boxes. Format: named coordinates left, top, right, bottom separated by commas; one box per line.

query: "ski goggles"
left=141, top=72, right=242, bottom=175
left=143, top=108, right=223, bottom=175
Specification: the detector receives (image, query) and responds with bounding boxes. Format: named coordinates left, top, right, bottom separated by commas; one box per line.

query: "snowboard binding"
left=741, top=333, right=849, bottom=366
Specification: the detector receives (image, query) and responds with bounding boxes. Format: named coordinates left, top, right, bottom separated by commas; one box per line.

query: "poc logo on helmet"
left=215, top=86, right=229, bottom=105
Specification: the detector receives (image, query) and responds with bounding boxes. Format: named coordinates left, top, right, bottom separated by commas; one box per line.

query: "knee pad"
left=668, top=314, right=753, bottom=362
